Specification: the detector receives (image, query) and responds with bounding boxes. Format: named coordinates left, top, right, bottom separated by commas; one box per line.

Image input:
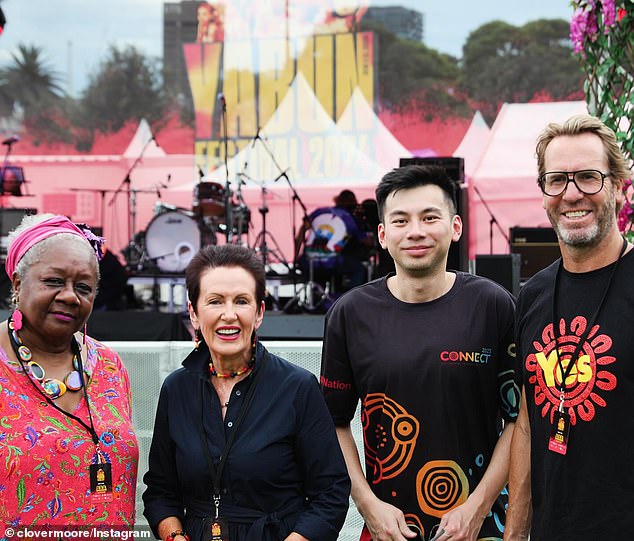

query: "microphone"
left=2, top=135, right=19, bottom=145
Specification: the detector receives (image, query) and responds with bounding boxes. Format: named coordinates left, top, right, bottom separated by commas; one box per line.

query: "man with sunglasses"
left=505, top=115, right=634, bottom=541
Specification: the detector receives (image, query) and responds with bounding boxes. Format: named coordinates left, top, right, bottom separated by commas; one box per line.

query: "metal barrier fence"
left=109, top=340, right=364, bottom=540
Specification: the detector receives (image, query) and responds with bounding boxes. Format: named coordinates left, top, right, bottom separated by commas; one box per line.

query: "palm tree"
left=0, top=43, right=64, bottom=119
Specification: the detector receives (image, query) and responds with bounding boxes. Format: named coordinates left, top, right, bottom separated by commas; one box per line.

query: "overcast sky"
left=0, top=0, right=574, bottom=97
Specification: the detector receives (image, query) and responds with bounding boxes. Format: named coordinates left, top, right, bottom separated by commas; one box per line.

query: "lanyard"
left=551, top=237, right=627, bottom=406
left=197, top=351, right=266, bottom=518
left=9, top=323, right=101, bottom=447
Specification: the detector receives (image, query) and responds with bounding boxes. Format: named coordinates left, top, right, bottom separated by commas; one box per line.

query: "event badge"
left=203, top=517, right=229, bottom=541
left=548, top=409, right=571, bottom=455
left=90, top=451, right=113, bottom=503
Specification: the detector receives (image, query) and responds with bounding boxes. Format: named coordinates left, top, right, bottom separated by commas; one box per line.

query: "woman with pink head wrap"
left=0, top=213, right=138, bottom=528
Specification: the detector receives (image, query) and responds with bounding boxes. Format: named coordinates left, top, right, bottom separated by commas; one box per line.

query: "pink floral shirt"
left=0, top=336, right=138, bottom=526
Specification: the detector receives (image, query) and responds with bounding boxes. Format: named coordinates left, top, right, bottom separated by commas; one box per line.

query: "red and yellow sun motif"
left=526, top=316, right=617, bottom=425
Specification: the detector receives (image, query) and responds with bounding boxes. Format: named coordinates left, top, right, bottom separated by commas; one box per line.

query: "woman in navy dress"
left=143, top=244, right=350, bottom=541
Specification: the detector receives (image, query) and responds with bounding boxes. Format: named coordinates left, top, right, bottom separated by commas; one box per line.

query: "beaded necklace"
left=8, top=317, right=83, bottom=399
left=208, top=344, right=256, bottom=378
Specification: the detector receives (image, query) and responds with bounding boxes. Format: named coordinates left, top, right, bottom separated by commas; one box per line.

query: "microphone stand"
left=473, top=184, right=509, bottom=254
left=107, top=133, right=155, bottom=267
left=248, top=132, right=291, bottom=270
left=218, top=95, right=234, bottom=243
left=233, top=173, right=249, bottom=246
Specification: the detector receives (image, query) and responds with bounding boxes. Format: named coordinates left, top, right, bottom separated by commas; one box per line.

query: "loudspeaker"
left=398, top=157, right=468, bottom=271
left=510, top=227, right=561, bottom=281
left=475, top=254, right=521, bottom=297
left=399, top=156, right=465, bottom=182
left=0, top=208, right=37, bottom=258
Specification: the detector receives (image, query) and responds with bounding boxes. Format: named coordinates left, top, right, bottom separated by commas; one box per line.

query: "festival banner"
left=183, top=31, right=378, bottom=183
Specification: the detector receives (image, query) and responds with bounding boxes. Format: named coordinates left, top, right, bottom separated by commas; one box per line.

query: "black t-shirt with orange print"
left=321, top=273, right=518, bottom=540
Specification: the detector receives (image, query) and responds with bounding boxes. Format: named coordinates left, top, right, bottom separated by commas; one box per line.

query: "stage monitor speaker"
left=510, top=226, right=561, bottom=281
left=398, top=157, right=468, bottom=271
left=0, top=208, right=37, bottom=259
left=475, top=254, right=521, bottom=297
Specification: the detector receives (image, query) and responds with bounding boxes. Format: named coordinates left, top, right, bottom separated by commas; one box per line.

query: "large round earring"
left=194, top=328, right=202, bottom=349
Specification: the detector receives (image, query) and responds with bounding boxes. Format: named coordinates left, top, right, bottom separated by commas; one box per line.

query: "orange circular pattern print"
left=416, top=460, right=469, bottom=518
left=362, top=393, right=420, bottom=483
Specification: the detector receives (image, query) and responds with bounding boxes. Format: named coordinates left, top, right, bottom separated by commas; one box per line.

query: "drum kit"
left=129, top=181, right=252, bottom=273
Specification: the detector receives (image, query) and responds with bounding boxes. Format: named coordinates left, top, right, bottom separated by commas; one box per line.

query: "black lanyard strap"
left=197, top=351, right=267, bottom=500
left=552, top=237, right=627, bottom=393
left=8, top=322, right=100, bottom=447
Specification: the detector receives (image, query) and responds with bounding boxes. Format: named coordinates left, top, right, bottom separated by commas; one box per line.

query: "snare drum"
left=145, top=211, right=201, bottom=272
left=193, top=182, right=226, bottom=217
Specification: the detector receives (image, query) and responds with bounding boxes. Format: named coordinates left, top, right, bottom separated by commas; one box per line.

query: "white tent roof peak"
left=453, top=110, right=490, bottom=177
left=337, top=87, right=412, bottom=168
left=123, top=118, right=165, bottom=158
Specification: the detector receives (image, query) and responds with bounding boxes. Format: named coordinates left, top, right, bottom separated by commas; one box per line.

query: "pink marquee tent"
left=469, top=101, right=587, bottom=258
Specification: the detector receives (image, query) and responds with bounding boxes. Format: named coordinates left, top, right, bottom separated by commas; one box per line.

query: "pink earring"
left=12, top=309, right=23, bottom=331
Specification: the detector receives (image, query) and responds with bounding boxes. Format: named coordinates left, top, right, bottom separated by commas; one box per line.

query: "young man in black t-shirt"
left=505, top=115, right=634, bottom=541
left=321, top=165, right=519, bottom=541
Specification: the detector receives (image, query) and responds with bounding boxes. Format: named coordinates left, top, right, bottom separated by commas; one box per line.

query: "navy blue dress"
left=143, top=341, right=350, bottom=541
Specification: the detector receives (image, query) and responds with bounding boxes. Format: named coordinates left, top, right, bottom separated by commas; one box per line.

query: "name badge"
left=204, top=517, right=229, bottom=541
left=548, top=410, right=571, bottom=455
left=89, top=460, right=113, bottom=502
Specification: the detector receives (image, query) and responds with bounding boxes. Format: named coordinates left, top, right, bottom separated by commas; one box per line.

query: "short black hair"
left=185, top=244, right=266, bottom=310
left=375, top=165, right=457, bottom=221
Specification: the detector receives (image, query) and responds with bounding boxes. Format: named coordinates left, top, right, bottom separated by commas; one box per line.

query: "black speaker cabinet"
left=0, top=208, right=37, bottom=259
left=398, top=157, right=468, bottom=271
left=399, top=156, right=465, bottom=181
left=510, top=226, right=561, bottom=281
left=475, top=254, right=521, bottom=297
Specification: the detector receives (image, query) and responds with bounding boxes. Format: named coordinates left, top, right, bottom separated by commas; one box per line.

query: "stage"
left=89, top=310, right=325, bottom=341
left=0, top=310, right=326, bottom=342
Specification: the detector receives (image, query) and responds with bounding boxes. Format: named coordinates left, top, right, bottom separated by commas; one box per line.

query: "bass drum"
left=305, top=207, right=355, bottom=254
left=145, top=211, right=201, bottom=272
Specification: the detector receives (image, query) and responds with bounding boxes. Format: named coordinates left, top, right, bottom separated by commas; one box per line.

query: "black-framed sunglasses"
left=537, top=169, right=610, bottom=197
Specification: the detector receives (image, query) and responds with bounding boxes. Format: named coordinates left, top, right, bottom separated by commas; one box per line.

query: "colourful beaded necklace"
left=209, top=345, right=256, bottom=378
left=9, top=318, right=83, bottom=399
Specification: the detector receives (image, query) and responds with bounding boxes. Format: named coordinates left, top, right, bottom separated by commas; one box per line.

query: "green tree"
left=360, top=19, right=465, bottom=114
left=461, top=19, right=584, bottom=123
left=0, top=44, right=64, bottom=119
left=79, top=45, right=168, bottom=133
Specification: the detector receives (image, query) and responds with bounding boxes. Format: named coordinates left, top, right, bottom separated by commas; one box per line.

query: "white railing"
left=109, top=340, right=364, bottom=540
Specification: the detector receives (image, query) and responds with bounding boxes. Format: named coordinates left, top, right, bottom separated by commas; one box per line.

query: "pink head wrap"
left=5, top=216, right=88, bottom=278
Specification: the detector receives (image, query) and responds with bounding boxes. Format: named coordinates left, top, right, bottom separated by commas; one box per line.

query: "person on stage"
left=0, top=214, right=138, bottom=527
left=143, top=244, right=350, bottom=541
left=295, top=189, right=374, bottom=295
